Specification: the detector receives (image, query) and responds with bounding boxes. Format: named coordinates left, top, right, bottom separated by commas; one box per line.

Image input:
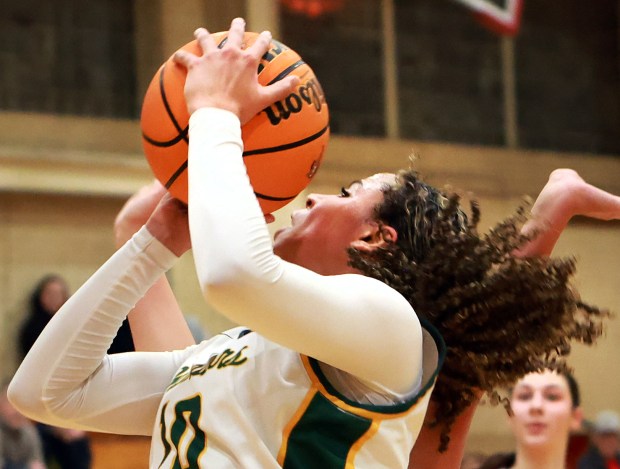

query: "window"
left=0, top=0, right=137, bottom=118
left=281, top=0, right=385, bottom=136
left=279, top=0, right=620, bottom=155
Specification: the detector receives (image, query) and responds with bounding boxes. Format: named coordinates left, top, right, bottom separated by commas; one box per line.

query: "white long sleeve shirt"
left=9, top=108, right=441, bottom=468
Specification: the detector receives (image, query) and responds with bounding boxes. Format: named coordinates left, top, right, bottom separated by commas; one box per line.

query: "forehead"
left=44, top=280, right=66, bottom=291
left=515, top=371, right=568, bottom=390
left=356, top=173, right=397, bottom=191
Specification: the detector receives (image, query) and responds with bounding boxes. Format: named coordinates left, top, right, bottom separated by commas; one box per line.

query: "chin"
left=273, top=228, right=285, bottom=242
left=272, top=235, right=297, bottom=262
left=522, top=435, right=552, bottom=448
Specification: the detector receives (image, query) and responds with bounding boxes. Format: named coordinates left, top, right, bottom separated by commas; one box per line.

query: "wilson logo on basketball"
left=264, top=78, right=325, bottom=126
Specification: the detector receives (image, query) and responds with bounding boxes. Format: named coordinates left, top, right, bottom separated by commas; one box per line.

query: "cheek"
left=546, top=404, right=575, bottom=430
left=508, top=403, right=530, bottom=430
left=510, top=402, right=529, bottom=420
left=306, top=211, right=361, bottom=246
left=547, top=403, right=572, bottom=418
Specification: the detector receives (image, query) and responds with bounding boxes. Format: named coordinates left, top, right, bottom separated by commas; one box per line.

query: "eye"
left=514, top=391, right=532, bottom=402
left=340, top=187, right=351, bottom=198
left=545, top=392, right=563, bottom=402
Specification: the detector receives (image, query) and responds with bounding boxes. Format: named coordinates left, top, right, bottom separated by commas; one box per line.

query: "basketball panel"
left=140, top=71, right=188, bottom=144
left=143, top=142, right=189, bottom=194
left=256, top=49, right=302, bottom=85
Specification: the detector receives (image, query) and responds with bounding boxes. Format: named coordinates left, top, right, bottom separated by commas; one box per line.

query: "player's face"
left=509, top=371, right=581, bottom=451
left=273, top=173, right=396, bottom=275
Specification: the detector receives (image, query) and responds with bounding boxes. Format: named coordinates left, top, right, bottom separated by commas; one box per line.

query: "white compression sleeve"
left=9, top=228, right=198, bottom=435
left=187, top=108, right=423, bottom=394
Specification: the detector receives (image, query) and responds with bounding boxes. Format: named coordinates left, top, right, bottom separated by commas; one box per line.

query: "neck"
left=513, top=441, right=567, bottom=469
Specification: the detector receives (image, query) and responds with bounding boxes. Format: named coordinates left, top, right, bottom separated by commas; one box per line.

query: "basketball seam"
left=143, top=128, right=188, bottom=147
left=266, top=60, right=306, bottom=85
left=243, top=125, right=329, bottom=157
left=142, top=63, right=189, bottom=147
left=164, top=125, right=329, bottom=189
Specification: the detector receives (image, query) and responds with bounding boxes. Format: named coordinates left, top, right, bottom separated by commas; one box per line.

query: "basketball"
left=140, top=32, right=330, bottom=214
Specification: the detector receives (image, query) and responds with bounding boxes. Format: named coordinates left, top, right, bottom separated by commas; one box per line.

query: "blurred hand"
left=114, top=181, right=167, bottom=248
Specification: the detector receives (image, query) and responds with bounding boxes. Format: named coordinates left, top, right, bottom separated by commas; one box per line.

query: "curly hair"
left=347, top=169, right=609, bottom=452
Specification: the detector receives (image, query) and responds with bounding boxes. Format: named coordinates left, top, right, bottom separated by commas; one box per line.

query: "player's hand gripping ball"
left=140, top=32, right=330, bottom=214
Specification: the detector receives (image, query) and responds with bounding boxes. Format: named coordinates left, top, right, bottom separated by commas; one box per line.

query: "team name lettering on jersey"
left=167, top=346, right=249, bottom=391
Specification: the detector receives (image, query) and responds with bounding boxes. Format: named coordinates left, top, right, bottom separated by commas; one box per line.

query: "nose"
left=306, top=194, right=318, bottom=209
left=528, top=393, right=544, bottom=414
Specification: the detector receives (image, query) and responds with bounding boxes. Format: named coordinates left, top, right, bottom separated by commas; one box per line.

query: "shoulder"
left=333, top=272, right=417, bottom=314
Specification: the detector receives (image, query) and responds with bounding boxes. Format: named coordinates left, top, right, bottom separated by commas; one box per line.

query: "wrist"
left=114, top=225, right=140, bottom=248
left=188, top=99, right=240, bottom=118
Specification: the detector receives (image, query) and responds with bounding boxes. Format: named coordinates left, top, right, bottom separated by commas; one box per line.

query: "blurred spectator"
left=0, top=381, right=46, bottom=469
left=461, top=451, right=486, bottom=469
left=577, top=410, right=620, bottom=469
left=18, top=274, right=134, bottom=356
left=17, top=273, right=134, bottom=469
left=18, top=274, right=70, bottom=356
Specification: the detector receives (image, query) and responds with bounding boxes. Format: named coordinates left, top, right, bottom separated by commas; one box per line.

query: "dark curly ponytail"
left=348, top=169, right=608, bottom=451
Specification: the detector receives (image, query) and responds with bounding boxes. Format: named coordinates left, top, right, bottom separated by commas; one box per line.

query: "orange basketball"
left=140, top=32, right=330, bottom=214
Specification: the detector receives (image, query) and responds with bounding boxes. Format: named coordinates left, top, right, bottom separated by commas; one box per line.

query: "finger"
left=146, top=179, right=167, bottom=197
left=248, top=30, right=272, bottom=61
left=194, top=27, right=217, bottom=55
left=173, top=50, right=198, bottom=69
left=225, top=17, right=246, bottom=48
left=264, top=213, right=275, bottom=224
left=134, top=180, right=166, bottom=201
left=260, top=75, right=300, bottom=107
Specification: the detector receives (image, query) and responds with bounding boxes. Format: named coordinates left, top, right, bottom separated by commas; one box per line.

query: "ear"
left=350, top=224, right=398, bottom=252
left=571, top=407, right=584, bottom=432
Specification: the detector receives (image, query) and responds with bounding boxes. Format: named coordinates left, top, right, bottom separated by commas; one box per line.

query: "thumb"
left=260, top=75, right=300, bottom=108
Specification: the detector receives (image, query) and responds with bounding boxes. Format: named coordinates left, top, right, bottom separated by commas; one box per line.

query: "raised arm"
left=518, top=168, right=620, bottom=257
left=409, top=168, right=620, bottom=468
left=114, top=182, right=195, bottom=351
left=172, top=21, right=423, bottom=393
